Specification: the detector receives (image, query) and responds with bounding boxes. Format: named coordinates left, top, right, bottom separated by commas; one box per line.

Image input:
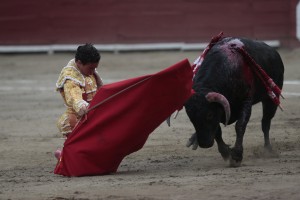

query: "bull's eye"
left=207, top=112, right=214, bottom=120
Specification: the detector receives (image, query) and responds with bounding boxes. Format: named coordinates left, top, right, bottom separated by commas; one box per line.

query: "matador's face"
left=76, top=60, right=99, bottom=76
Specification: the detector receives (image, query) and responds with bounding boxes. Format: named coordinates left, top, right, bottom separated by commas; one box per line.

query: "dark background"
left=1, top=0, right=299, bottom=48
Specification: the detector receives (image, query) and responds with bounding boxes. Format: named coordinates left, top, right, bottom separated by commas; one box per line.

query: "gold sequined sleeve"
left=64, top=80, right=89, bottom=114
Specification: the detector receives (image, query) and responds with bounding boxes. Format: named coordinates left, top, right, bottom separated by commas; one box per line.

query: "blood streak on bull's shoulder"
left=218, top=39, right=254, bottom=87
left=219, top=38, right=244, bottom=65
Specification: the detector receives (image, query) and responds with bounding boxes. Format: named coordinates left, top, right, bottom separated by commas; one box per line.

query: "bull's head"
left=185, top=92, right=231, bottom=148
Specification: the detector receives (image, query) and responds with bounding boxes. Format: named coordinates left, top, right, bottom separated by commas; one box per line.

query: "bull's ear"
left=205, top=92, right=231, bottom=126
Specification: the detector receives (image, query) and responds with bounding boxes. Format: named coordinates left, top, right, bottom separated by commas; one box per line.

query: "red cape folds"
left=54, top=59, right=193, bottom=176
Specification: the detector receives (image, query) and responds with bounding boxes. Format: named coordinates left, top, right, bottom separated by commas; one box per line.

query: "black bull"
left=184, top=37, right=284, bottom=167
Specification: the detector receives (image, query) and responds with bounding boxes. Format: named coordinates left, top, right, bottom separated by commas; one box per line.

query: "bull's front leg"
left=230, top=98, right=252, bottom=167
left=215, top=125, right=230, bottom=160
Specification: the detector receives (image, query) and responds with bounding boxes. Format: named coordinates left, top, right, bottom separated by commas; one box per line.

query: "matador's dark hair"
left=75, top=43, right=100, bottom=65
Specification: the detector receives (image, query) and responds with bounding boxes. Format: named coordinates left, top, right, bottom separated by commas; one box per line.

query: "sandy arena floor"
left=0, top=49, right=299, bottom=199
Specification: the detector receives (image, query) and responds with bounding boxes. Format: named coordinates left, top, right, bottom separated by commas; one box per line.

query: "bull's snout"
left=198, top=140, right=214, bottom=148
left=197, top=135, right=214, bottom=148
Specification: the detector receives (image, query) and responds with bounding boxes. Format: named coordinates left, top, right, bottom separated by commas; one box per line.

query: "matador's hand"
left=78, top=105, right=88, bottom=116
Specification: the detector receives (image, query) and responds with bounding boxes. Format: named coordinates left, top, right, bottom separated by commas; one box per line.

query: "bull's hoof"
left=263, top=146, right=279, bottom=158
left=263, top=145, right=279, bottom=158
left=253, top=146, right=279, bottom=158
left=229, top=147, right=243, bottom=167
left=229, top=156, right=242, bottom=167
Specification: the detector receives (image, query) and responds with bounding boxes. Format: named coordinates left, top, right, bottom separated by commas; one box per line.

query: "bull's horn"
left=205, top=92, right=231, bottom=126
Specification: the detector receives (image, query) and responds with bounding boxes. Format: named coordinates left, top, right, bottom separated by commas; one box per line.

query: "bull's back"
left=195, top=37, right=284, bottom=93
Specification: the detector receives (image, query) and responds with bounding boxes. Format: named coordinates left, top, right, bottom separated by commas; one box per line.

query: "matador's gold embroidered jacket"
left=56, top=59, right=103, bottom=136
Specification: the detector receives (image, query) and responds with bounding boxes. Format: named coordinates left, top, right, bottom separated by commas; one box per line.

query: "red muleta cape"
left=54, top=59, right=193, bottom=176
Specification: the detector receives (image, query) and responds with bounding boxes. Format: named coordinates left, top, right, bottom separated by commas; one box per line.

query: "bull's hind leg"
left=261, top=99, right=278, bottom=155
